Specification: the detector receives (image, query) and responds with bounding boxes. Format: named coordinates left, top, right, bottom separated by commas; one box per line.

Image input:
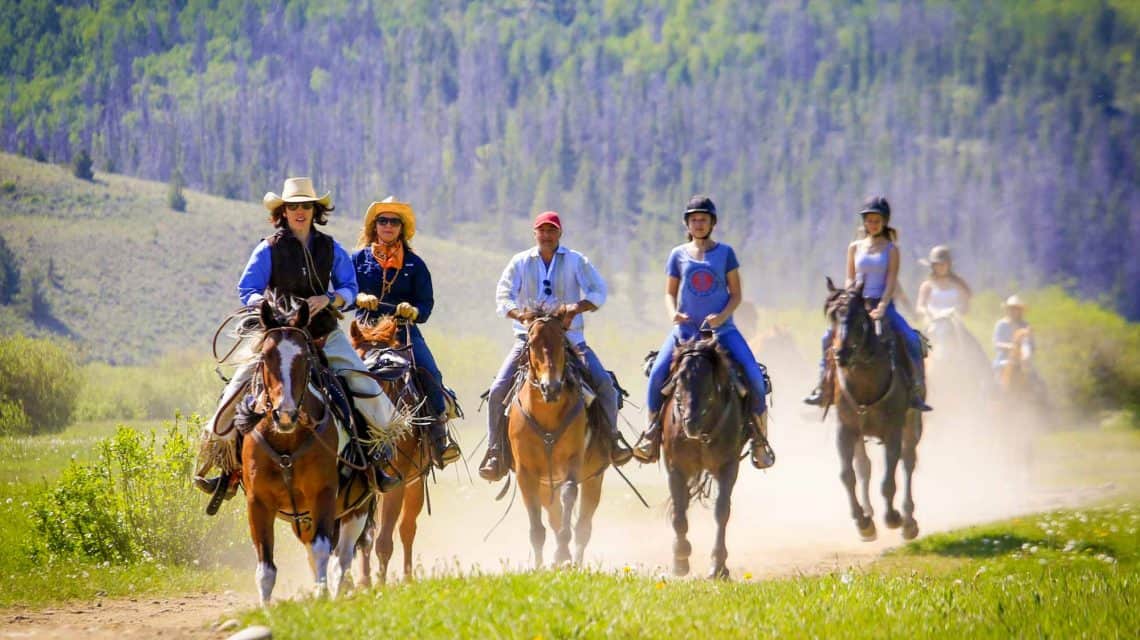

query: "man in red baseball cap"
left=478, top=210, right=633, bottom=481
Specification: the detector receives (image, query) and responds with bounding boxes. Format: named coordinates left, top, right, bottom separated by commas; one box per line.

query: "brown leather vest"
left=266, top=228, right=338, bottom=338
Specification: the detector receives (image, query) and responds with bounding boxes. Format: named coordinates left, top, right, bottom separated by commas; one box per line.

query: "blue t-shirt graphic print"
left=667, top=242, right=740, bottom=337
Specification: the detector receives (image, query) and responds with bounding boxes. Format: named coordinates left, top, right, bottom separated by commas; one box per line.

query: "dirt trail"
left=1, top=396, right=1109, bottom=639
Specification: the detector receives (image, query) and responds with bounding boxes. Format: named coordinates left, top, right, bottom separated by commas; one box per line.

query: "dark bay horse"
left=509, top=310, right=609, bottom=567
left=349, top=316, right=432, bottom=584
left=825, top=279, right=921, bottom=541
left=242, top=299, right=373, bottom=604
left=660, top=332, right=748, bottom=578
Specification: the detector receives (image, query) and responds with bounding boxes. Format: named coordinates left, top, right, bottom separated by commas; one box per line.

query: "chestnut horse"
left=660, top=332, right=748, bottom=578
left=348, top=316, right=432, bottom=584
left=825, top=279, right=922, bottom=542
left=997, top=327, right=1035, bottom=399
left=242, top=299, right=373, bottom=604
left=510, top=311, right=609, bottom=567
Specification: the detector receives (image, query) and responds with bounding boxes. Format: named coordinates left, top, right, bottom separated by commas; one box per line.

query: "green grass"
left=239, top=503, right=1139, bottom=638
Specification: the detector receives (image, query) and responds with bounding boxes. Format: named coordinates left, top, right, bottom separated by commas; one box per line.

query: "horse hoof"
left=708, top=566, right=730, bottom=580
left=902, top=521, right=920, bottom=540
left=857, top=519, right=877, bottom=542
left=884, top=510, right=903, bottom=529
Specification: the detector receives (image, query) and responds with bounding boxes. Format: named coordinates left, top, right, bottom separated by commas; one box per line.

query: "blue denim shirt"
left=236, top=234, right=357, bottom=307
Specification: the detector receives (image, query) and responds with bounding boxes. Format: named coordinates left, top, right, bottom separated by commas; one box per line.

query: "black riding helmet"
left=858, top=195, right=891, bottom=222
left=684, top=195, right=717, bottom=223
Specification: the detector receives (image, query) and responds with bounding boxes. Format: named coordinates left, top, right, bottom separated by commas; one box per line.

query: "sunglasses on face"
left=375, top=216, right=403, bottom=227
left=543, top=279, right=552, bottom=296
left=285, top=203, right=314, bottom=211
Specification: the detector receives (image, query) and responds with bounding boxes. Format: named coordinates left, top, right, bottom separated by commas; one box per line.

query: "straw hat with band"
left=358, top=196, right=417, bottom=249
left=1003, top=295, right=1026, bottom=309
left=263, top=177, right=332, bottom=211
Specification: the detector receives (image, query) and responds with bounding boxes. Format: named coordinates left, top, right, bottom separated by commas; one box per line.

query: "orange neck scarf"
left=371, top=241, right=404, bottom=271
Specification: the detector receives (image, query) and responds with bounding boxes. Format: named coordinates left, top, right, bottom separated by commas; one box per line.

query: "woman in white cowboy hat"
left=194, top=177, right=401, bottom=505
left=353, top=197, right=460, bottom=468
left=916, top=245, right=973, bottom=326
left=992, top=294, right=1033, bottom=370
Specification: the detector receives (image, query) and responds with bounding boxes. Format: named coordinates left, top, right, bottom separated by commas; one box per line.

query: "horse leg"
left=373, top=486, right=404, bottom=586
left=708, top=462, right=739, bottom=580
left=853, top=437, right=874, bottom=519
left=307, top=488, right=336, bottom=599
left=668, top=468, right=692, bottom=576
left=882, top=428, right=903, bottom=530
left=901, top=414, right=920, bottom=540
left=329, top=511, right=367, bottom=598
left=249, top=499, right=277, bottom=606
left=553, top=477, right=577, bottom=566
left=573, top=474, right=603, bottom=566
left=518, top=470, right=546, bottom=569
left=838, top=427, right=875, bottom=541
left=399, top=479, right=426, bottom=581
left=356, top=522, right=374, bottom=589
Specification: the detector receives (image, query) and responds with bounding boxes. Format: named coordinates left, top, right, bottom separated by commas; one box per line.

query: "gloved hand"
left=356, top=293, right=380, bottom=311
left=395, top=302, right=420, bottom=321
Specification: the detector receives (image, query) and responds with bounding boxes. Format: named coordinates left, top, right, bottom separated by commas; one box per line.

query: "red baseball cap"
left=533, top=211, right=562, bottom=230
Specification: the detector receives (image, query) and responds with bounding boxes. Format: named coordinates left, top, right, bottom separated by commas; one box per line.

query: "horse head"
left=257, top=297, right=315, bottom=433
left=670, top=335, right=729, bottom=441
left=525, top=307, right=569, bottom=402
left=826, top=278, right=880, bottom=368
left=349, top=316, right=401, bottom=366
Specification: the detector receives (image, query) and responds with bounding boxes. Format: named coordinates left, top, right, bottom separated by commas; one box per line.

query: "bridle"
left=254, top=325, right=322, bottom=431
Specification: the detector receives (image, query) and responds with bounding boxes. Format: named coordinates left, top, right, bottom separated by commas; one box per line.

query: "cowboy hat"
left=362, top=196, right=416, bottom=242
left=919, top=245, right=952, bottom=267
left=1004, top=294, right=1026, bottom=308
left=262, top=177, right=332, bottom=211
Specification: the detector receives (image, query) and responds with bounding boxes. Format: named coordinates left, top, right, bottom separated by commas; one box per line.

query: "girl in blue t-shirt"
left=632, top=196, right=775, bottom=469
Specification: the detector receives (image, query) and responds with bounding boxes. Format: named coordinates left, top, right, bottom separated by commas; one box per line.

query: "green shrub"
left=71, top=149, right=94, bottom=181
left=29, top=416, right=243, bottom=565
left=0, top=335, right=82, bottom=434
left=0, top=399, right=31, bottom=436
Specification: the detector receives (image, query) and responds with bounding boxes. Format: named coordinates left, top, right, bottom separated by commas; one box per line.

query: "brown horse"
left=660, top=333, right=748, bottom=578
left=242, top=299, right=374, bottom=604
left=509, top=310, right=609, bottom=568
left=925, top=311, right=991, bottom=404
left=825, top=279, right=921, bottom=542
left=997, top=327, right=1035, bottom=398
left=348, top=316, right=431, bottom=584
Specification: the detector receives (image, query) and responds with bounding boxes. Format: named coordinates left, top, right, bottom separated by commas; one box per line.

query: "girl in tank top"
left=803, top=196, right=932, bottom=411
left=916, top=245, right=972, bottom=326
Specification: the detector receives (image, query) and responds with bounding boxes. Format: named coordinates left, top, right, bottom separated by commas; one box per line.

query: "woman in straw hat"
left=193, top=177, right=400, bottom=505
left=803, top=195, right=932, bottom=411
left=916, top=245, right=973, bottom=327
left=353, top=197, right=460, bottom=468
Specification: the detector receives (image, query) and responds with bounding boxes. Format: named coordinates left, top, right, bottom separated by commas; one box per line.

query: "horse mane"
left=355, top=315, right=400, bottom=346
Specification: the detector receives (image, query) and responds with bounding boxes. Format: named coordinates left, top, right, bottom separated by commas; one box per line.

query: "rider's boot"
left=374, top=451, right=403, bottom=493
left=803, top=365, right=827, bottom=406
left=428, top=413, right=461, bottom=469
left=478, top=412, right=508, bottom=482
left=631, top=410, right=662, bottom=464
left=748, top=411, right=776, bottom=470
left=901, top=351, right=933, bottom=412
left=609, top=423, right=634, bottom=467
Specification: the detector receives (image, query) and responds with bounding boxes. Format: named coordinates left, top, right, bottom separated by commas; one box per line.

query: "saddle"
left=643, top=346, right=773, bottom=409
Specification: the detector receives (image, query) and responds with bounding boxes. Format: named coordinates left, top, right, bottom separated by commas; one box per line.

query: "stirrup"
left=375, top=466, right=403, bottom=493
left=631, top=432, right=660, bottom=464
left=198, top=473, right=238, bottom=516
left=803, top=386, right=824, bottom=406
left=750, top=439, right=776, bottom=470
left=432, top=436, right=461, bottom=469
left=610, top=435, right=633, bottom=467
left=478, top=450, right=507, bottom=481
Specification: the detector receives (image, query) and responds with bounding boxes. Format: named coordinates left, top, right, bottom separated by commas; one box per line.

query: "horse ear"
left=826, top=276, right=837, bottom=293
left=349, top=319, right=363, bottom=344
left=292, top=301, right=310, bottom=329
left=259, top=299, right=276, bottom=329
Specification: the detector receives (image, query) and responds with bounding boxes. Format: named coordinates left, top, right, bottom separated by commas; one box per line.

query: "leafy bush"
left=0, top=335, right=82, bottom=434
left=29, top=416, right=244, bottom=565
left=71, top=149, right=93, bottom=181
left=0, top=399, right=31, bottom=436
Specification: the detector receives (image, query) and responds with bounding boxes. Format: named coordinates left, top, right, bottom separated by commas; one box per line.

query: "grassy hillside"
left=0, top=152, right=521, bottom=364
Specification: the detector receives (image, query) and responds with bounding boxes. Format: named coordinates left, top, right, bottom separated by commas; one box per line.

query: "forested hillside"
left=2, top=1, right=1138, bottom=315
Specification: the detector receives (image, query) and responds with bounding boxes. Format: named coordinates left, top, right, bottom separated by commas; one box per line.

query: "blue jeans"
left=408, top=329, right=447, bottom=416
left=818, top=302, right=924, bottom=377
left=647, top=326, right=767, bottom=414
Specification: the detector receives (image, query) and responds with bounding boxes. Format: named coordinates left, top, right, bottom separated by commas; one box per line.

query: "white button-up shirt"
left=495, top=245, right=607, bottom=345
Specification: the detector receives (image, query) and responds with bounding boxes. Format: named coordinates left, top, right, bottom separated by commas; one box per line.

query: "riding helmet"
left=684, top=195, right=717, bottom=223
left=858, top=196, right=891, bottom=221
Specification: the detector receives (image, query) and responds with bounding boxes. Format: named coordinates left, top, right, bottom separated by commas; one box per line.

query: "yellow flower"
left=655, top=581, right=666, bottom=589
left=743, top=572, right=754, bottom=580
